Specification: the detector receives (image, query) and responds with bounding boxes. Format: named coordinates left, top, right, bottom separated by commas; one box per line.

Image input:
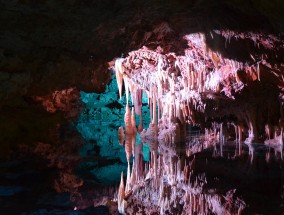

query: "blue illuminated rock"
left=76, top=74, right=150, bottom=185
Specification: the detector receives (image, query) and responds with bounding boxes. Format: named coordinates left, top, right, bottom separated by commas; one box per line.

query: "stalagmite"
left=118, top=172, right=125, bottom=214
left=245, top=121, right=254, bottom=144
left=265, top=124, right=271, bottom=140
left=265, top=128, right=284, bottom=159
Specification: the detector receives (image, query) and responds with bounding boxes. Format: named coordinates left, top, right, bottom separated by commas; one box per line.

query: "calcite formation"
left=113, top=29, right=284, bottom=214
left=115, top=29, right=284, bottom=143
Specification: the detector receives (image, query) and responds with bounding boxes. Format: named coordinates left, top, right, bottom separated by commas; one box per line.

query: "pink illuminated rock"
left=113, top=22, right=284, bottom=214
left=33, top=88, right=81, bottom=118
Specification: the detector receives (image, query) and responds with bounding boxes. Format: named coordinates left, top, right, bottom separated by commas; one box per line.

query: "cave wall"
left=75, top=74, right=150, bottom=185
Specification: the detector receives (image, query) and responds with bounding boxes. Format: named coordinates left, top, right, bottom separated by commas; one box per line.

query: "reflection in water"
left=77, top=73, right=284, bottom=214
left=109, top=32, right=284, bottom=214
left=116, top=103, right=284, bottom=214
left=117, top=116, right=248, bottom=214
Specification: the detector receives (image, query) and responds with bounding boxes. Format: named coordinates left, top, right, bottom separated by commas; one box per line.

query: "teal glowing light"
left=75, top=74, right=150, bottom=184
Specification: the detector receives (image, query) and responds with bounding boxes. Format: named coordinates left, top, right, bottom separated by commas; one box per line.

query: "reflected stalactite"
left=265, top=129, right=284, bottom=160
left=112, top=30, right=284, bottom=214
left=116, top=101, right=247, bottom=214
left=117, top=172, right=126, bottom=214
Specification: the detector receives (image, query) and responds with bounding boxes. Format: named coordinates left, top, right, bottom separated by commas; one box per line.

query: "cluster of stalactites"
left=113, top=32, right=281, bottom=142
left=117, top=115, right=247, bottom=214
left=113, top=34, right=244, bottom=128
left=114, top=33, right=284, bottom=161
left=113, top=30, right=284, bottom=214
left=115, top=83, right=247, bottom=213
left=114, top=33, right=280, bottom=213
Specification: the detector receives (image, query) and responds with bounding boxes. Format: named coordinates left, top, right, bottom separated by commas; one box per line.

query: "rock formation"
left=1, top=0, right=284, bottom=214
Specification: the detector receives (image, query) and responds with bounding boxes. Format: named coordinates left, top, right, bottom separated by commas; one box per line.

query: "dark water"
left=190, top=141, right=283, bottom=214
left=0, top=137, right=283, bottom=214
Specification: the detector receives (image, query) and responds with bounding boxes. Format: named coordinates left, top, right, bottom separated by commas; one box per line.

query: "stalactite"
left=191, top=70, right=194, bottom=89
left=238, top=126, right=243, bottom=156
left=125, top=134, right=132, bottom=162
left=134, top=143, right=144, bottom=179
left=123, top=76, right=130, bottom=104
left=281, top=129, right=283, bottom=145
left=134, top=89, right=142, bottom=116
left=138, top=114, right=143, bottom=133
left=152, top=98, right=157, bottom=124
left=131, top=108, right=137, bottom=156
left=118, top=126, right=125, bottom=145
left=257, top=63, right=260, bottom=81
left=212, top=51, right=220, bottom=67
left=124, top=104, right=132, bottom=135
left=184, top=161, right=189, bottom=183
left=114, top=58, right=124, bottom=99
left=112, top=31, right=276, bottom=214
left=124, top=104, right=133, bottom=162
left=129, top=79, right=135, bottom=105
left=149, top=97, right=153, bottom=123
left=158, top=99, right=161, bottom=120
left=218, top=123, right=223, bottom=156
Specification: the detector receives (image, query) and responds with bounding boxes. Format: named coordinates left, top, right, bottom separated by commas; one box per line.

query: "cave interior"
left=1, top=0, right=284, bottom=214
